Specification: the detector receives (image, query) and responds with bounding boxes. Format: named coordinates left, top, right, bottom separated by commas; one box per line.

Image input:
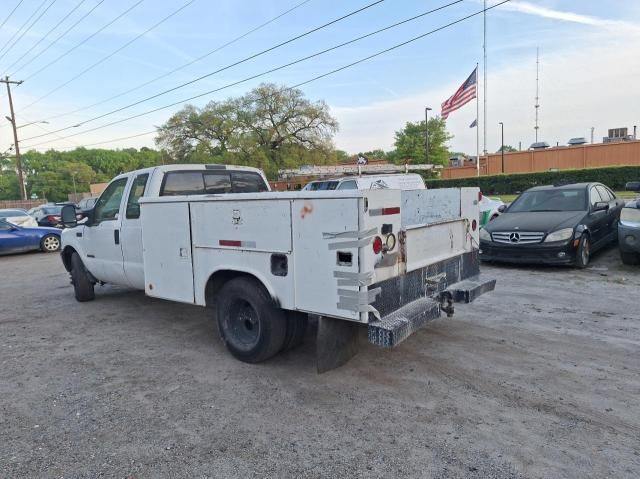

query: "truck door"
left=120, top=172, right=149, bottom=289
left=83, top=177, right=128, bottom=284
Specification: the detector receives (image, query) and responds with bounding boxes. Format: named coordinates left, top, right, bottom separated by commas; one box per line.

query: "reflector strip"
left=369, top=206, right=400, bottom=216
left=219, top=240, right=256, bottom=248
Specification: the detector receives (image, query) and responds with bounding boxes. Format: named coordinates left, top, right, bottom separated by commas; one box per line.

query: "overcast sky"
left=0, top=0, right=638, bottom=157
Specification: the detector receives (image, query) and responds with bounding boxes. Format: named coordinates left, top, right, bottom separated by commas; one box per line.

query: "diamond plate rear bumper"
left=367, top=250, right=495, bottom=348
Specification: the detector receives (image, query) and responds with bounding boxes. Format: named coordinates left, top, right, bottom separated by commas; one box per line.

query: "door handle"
left=114, top=229, right=120, bottom=245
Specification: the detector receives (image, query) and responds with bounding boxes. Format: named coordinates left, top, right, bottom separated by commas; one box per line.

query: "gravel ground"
left=1, top=247, right=639, bottom=478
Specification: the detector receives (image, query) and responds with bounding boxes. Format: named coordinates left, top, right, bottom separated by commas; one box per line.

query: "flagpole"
left=476, top=63, right=480, bottom=177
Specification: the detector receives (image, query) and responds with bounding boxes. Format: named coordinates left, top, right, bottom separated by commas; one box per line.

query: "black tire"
left=620, top=251, right=640, bottom=265
left=216, top=277, right=286, bottom=363
left=40, top=234, right=60, bottom=252
left=281, top=311, right=309, bottom=352
left=71, top=252, right=95, bottom=302
left=575, top=233, right=591, bottom=269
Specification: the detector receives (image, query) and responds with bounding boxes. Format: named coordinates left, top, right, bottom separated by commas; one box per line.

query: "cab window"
left=204, top=172, right=232, bottom=194
left=337, top=180, right=357, bottom=190
left=94, top=178, right=128, bottom=222
left=231, top=171, right=268, bottom=193
left=125, top=173, right=149, bottom=219
left=161, top=172, right=205, bottom=196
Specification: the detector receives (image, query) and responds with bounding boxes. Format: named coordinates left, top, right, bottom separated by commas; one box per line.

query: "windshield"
left=0, top=209, right=27, bottom=217
left=508, top=189, right=586, bottom=212
left=307, top=181, right=339, bottom=191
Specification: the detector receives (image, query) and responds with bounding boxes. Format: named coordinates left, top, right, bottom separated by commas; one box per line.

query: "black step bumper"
left=367, top=251, right=495, bottom=348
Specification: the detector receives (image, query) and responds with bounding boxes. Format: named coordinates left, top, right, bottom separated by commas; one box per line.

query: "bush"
left=423, top=166, right=640, bottom=194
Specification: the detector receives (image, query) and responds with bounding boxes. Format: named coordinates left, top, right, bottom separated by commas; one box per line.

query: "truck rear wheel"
left=71, top=252, right=95, bottom=302
left=216, top=277, right=286, bottom=363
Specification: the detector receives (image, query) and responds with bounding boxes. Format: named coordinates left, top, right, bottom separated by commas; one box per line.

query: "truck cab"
left=60, top=164, right=269, bottom=290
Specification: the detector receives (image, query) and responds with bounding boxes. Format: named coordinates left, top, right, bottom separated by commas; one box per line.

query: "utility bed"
left=139, top=187, right=494, bottom=369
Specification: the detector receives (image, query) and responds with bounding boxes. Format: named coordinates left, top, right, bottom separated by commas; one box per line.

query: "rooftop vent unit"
left=530, top=141, right=550, bottom=150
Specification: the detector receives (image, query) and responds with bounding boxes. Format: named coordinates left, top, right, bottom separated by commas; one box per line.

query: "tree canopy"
left=390, top=117, right=452, bottom=166
left=155, top=83, right=339, bottom=178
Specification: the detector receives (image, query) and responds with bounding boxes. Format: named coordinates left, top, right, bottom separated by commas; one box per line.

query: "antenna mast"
left=534, top=48, right=540, bottom=143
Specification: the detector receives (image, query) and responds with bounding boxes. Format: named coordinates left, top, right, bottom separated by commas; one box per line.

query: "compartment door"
left=141, top=201, right=195, bottom=303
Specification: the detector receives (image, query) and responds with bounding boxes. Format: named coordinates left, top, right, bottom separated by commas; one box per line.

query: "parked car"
left=0, top=208, right=38, bottom=228
left=479, top=195, right=505, bottom=226
left=28, top=204, right=84, bottom=228
left=302, top=174, right=426, bottom=191
left=619, top=181, right=640, bottom=265
left=479, top=182, right=625, bottom=268
left=77, top=196, right=98, bottom=211
left=0, top=219, right=61, bottom=255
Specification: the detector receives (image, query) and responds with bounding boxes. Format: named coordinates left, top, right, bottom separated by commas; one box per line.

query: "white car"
left=302, top=173, right=426, bottom=191
left=0, top=208, right=38, bottom=228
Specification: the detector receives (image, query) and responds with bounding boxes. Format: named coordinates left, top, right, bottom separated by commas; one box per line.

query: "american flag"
left=441, top=67, right=477, bottom=120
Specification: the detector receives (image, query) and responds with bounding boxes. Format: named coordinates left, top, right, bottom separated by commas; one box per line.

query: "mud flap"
left=316, top=316, right=360, bottom=373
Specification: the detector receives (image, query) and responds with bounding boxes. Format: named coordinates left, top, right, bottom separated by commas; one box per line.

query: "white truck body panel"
left=61, top=164, right=493, bottom=358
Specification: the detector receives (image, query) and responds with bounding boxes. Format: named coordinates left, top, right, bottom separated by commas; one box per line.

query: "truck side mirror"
left=61, top=204, right=78, bottom=228
left=626, top=181, right=640, bottom=192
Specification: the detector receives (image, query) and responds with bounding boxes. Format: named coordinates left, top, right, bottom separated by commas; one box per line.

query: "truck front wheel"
left=71, top=252, right=95, bottom=302
left=216, top=277, right=286, bottom=363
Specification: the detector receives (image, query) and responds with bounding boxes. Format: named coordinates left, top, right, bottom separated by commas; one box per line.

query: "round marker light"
left=372, top=236, right=383, bottom=255
left=385, top=233, right=396, bottom=251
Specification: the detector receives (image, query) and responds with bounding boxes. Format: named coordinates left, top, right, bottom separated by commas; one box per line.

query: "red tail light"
left=372, top=236, right=383, bottom=254
left=47, top=215, right=61, bottom=222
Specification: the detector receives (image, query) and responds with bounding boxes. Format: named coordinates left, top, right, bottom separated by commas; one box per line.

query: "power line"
left=0, top=0, right=49, bottom=59
left=23, top=0, right=379, bottom=114
left=10, top=0, right=105, bottom=77
left=0, top=0, right=58, bottom=65
left=21, top=0, right=387, bottom=140
left=0, top=0, right=26, bottom=32
left=21, top=0, right=196, bottom=111
left=22, top=0, right=512, bottom=150
left=3, top=0, right=89, bottom=76
left=36, top=0, right=315, bottom=123
left=20, top=0, right=144, bottom=83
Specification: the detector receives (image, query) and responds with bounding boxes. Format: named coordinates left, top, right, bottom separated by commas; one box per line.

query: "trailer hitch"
left=439, top=291, right=455, bottom=317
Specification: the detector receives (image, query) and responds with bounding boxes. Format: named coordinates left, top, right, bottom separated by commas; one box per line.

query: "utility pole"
left=534, top=48, right=540, bottom=143
left=499, top=122, right=504, bottom=173
left=1, top=76, right=26, bottom=200
left=424, top=106, right=432, bottom=163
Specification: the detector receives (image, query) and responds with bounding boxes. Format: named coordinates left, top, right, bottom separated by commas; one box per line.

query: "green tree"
left=392, top=117, right=452, bottom=166
left=156, top=83, right=339, bottom=178
left=497, top=145, right=517, bottom=153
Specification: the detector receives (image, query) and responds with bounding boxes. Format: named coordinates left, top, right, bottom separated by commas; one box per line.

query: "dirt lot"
left=1, top=247, right=639, bottom=478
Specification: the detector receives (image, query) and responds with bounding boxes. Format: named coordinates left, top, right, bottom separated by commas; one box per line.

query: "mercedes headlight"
left=479, top=228, right=491, bottom=241
left=544, top=228, right=574, bottom=243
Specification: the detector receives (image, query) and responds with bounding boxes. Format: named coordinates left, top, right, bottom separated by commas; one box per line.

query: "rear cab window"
left=161, top=169, right=268, bottom=196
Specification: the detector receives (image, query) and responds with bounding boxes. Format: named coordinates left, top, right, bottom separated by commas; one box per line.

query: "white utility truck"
left=60, top=164, right=495, bottom=372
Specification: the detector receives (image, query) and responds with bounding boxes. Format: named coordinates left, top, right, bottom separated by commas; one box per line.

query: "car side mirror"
left=497, top=204, right=507, bottom=213
left=626, top=181, right=640, bottom=192
left=592, top=201, right=609, bottom=212
left=61, top=204, right=78, bottom=227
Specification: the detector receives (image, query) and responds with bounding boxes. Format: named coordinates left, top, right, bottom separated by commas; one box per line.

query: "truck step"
left=368, top=298, right=441, bottom=348
left=444, top=275, right=496, bottom=304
